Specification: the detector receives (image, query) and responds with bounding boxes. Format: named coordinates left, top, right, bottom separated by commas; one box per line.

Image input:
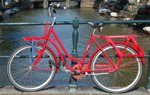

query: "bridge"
left=29, top=0, right=66, bottom=2
left=29, top=0, right=100, bottom=8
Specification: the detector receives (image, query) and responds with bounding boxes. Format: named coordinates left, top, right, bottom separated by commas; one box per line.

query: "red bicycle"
left=7, top=4, right=145, bottom=93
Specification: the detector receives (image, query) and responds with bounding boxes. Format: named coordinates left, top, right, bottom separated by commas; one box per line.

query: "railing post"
left=147, top=50, right=150, bottom=92
left=69, top=18, right=79, bottom=92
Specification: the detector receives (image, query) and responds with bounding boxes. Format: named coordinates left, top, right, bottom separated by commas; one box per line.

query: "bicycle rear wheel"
left=7, top=45, right=56, bottom=91
left=91, top=44, right=142, bottom=93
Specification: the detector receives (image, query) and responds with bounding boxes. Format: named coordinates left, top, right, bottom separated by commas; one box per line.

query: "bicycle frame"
left=23, top=22, right=145, bottom=73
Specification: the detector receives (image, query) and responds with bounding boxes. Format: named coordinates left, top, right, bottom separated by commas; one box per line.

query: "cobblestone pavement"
left=0, top=86, right=149, bottom=95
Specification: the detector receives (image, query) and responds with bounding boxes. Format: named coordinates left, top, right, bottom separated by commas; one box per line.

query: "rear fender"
left=88, top=42, right=145, bottom=69
left=114, top=42, right=145, bottom=64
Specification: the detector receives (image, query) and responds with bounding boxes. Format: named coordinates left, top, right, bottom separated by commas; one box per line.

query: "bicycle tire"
left=91, top=44, right=142, bottom=93
left=7, top=45, right=56, bottom=91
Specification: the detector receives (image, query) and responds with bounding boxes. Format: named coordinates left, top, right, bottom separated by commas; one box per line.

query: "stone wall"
left=81, top=0, right=95, bottom=7
left=80, top=0, right=101, bottom=8
left=66, top=0, right=77, bottom=8
left=80, top=0, right=149, bottom=8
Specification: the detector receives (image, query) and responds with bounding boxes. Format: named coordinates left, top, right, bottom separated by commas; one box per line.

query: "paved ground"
left=0, top=86, right=149, bottom=95
left=0, top=58, right=150, bottom=95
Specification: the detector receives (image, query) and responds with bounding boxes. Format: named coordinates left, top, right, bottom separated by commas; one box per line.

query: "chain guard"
left=71, top=64, right=88, bottom=80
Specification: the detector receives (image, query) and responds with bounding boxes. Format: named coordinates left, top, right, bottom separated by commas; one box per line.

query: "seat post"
left=30, top=40, right=35, bottom=65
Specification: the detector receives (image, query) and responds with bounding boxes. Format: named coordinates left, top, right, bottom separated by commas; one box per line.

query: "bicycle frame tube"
left=91, top=34, right=145, bottom=69
left=48, top=27, right=118, bottom=71
left=46, top=27, right=100, bottom=70
left=87, top=34, right=117, bottom=68
left=31, top=26, right=83, bottom=68
left=49, top=27, right=81, bottom=61
left=30, top=25, right=144, bottom=73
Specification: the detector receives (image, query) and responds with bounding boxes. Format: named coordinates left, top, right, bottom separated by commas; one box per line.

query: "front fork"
left=30, top=40, right=36, bottom=65
left=29, top=40, right=46, bottom=67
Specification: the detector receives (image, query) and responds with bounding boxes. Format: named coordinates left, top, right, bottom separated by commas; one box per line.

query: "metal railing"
left=0, top=20, right=150, bottom=26
left=0, top=19, right=150, bottom=92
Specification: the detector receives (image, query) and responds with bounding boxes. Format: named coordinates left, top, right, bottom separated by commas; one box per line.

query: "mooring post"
left=147, top=50, right=150, bottom=92
left=69, top=18, right=79, bottom=92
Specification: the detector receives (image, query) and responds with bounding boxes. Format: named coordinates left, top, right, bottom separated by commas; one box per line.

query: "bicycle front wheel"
left=91, top=44, right=142, bottom=93
left=7, top=45, right=56, bottom=91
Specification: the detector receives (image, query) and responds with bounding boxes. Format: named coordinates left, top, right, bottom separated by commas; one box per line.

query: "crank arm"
left=85, top=72, right=108, bottom=76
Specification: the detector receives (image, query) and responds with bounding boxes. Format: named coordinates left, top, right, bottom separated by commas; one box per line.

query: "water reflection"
left=0, top=8, right=150, bottom=54
left=0, top=8, right=103, bottom=55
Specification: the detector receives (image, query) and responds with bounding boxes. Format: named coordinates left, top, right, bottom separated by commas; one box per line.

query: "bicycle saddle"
left=88, top=22, right=104, bottom=29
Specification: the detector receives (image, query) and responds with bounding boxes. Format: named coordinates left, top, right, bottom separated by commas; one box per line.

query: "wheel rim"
left=92, top=45, right=142, bottom=92
left=8, top=45, right=56, bottom=91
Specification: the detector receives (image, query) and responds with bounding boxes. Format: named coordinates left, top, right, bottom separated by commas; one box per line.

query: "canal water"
left=0, top=8, right=149, bottom=87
